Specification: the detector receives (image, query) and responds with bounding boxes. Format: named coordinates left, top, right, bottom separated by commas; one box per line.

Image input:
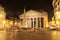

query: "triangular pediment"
left=19, top=10, right=47, bottom=18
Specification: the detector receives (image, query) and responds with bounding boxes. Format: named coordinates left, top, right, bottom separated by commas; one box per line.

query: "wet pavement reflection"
left=0, top=29, right=60, bottom=40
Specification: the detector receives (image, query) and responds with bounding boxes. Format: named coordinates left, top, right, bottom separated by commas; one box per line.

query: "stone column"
left=33, top=18, right=36, bottom=32
left=33, top=18, right=34, bottom=29
left=40, top=18, right=41, bottom=29
left=31, top=18, right=33, bottom=28
left=30, top=18, right=32, bottom=28
left=28, top=18, right=31, bottom=28
left=43, top=18, right=45, bottom=29
left=36, top=18, right=38, bottom=28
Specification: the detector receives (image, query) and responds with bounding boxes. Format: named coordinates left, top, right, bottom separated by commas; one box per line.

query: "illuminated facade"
left=0, top=5, right=6, bottom=28
left=52, top=0, right=60, bottom=27
left=52, top=0, right=60, bottom=12
left=19, top=10, right=48, bottom=29
left=49, top=16, right=55, bottom=26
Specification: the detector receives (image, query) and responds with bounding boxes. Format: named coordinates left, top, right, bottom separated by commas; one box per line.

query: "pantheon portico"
left=19, top=10, right=48, bottom=29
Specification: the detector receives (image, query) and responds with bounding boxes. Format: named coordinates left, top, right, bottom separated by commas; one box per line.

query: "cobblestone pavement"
left=0, top=29, right=60, bottom=40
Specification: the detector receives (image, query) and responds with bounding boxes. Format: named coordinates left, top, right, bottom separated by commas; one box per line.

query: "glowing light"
left=10, top=21, right=13, bottom=25
left=52, top=21, right=55, bottom=25
left=55, top=11, right=60, bottom=19
left=46, top=24, right=48, bottom=28
left=0, top=14, right=3, bottom=17
left=55, top=11, right=60, bottom=27
left=18, top=22, right=21, bottom=26
left=15, top=22, right=17, bottom=25
left=3, top=20, right=6, bottom=24
left=3, top=20, right=6, bottom=27
left=5, top=20, right=12, bottom=27
left=56, top=21, right=59, bottom=24
left=25, top=24, right=28, bottom=28
left=24, top=22, right=28, bottom=28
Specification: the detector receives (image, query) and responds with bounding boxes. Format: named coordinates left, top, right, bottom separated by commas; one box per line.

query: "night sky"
left=0, top=0, right=53, bottom=21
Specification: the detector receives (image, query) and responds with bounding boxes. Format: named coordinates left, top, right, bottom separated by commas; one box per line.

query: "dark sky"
left=0, top=0, right=53, bottom=21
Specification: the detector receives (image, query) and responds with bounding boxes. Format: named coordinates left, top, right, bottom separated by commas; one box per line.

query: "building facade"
left=19, top=10, right=48, bottom=29
left=52, top=0, right=60, bottom=27
left=52, top=0, right=60, bottom=12
left=0, top=5, right=6, bottom=28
